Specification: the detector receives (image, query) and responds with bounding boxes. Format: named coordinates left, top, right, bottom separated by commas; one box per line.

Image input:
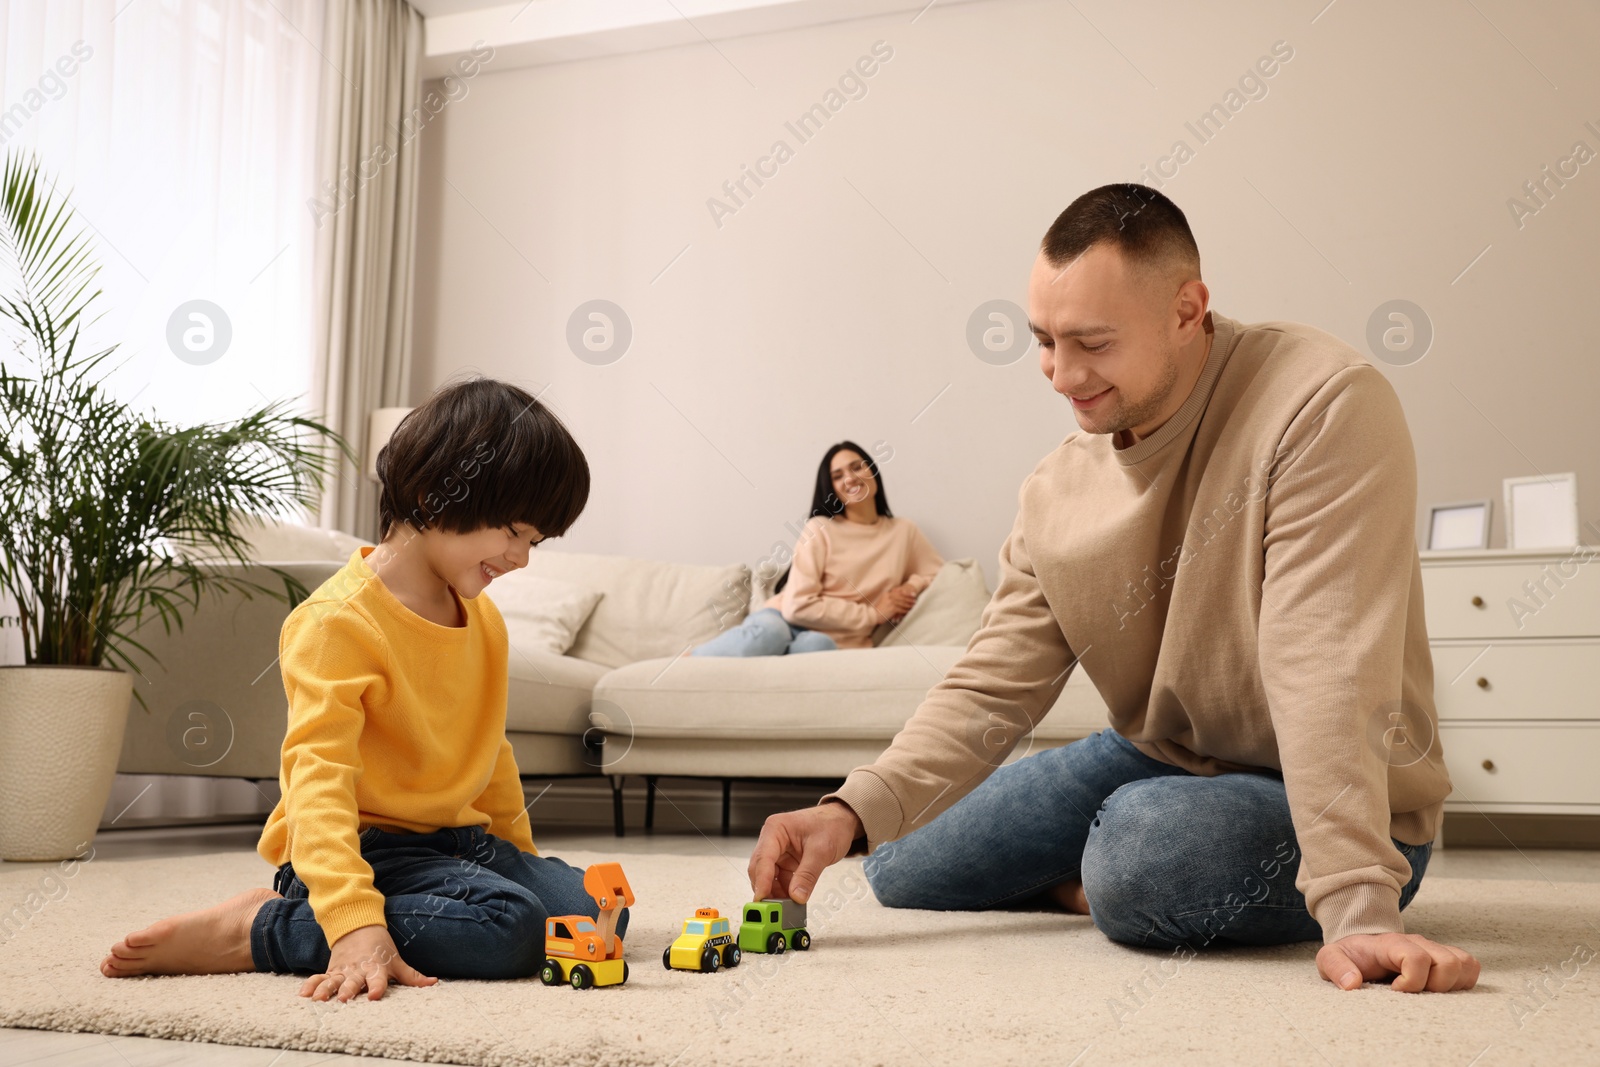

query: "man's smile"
left=1071, top=387, right=1112, bottom=409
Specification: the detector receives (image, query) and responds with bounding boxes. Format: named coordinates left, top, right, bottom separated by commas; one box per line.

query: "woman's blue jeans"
left=251, top=824, right=629, bottom=979
left=863, top=728, right=1431, bottom=949
left=691, top=607, right=838, bottom=657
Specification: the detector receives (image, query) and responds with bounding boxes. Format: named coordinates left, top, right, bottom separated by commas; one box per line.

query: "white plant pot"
left=0, top=665, right=134, bottom=861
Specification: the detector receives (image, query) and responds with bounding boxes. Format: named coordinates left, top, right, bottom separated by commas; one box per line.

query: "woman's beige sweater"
left=768, top=515, right=944, bottom=649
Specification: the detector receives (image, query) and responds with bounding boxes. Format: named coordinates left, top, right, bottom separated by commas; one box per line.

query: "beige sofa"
left=116, top=525, right=629, bottom=784
left=118, top=525, right=1112, bottom=834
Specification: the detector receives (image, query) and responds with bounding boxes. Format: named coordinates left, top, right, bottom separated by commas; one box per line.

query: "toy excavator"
left=539, top=862, right=635, bottom=989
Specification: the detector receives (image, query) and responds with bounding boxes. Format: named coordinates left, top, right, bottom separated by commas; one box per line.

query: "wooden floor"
left=5, top=823, right=1599, bottom=1066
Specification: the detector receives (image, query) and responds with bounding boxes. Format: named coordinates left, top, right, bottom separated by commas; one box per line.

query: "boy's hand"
left=300, top=924, right=437, bottom=1002
left=1317, top=932, right=1481, bottom=992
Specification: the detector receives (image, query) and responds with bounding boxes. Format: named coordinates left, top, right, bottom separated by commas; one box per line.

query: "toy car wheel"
left=663, top=947, right=674, bottom=970
left=569, top=964, right=594, bottom=990
left=792, top=929, right=811, bottom=951
left=621, top=962, right=630, bottom=984
left=700, top=946, right=722, bottom=972
left=724, top=945, right=742, bottom=968
left=539, top=959, right=563, bottom=986
left=766, top=932, right=786, bottom=954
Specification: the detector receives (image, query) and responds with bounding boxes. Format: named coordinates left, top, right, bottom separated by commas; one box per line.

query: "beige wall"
left=411, top=0, right=1600, bottom=584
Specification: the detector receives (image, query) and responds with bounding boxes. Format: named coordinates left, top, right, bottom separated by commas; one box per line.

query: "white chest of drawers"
left=1420, top=547, right=1600, bottom=816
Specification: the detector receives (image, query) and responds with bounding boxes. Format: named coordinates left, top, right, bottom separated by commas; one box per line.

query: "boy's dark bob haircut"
left=375, top=378, right=590, bottom=541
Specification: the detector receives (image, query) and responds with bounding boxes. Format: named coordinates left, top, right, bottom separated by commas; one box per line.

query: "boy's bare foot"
left=101, top=887, right=281, bottom=978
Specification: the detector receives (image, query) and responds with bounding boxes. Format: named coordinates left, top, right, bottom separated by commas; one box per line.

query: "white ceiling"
left=416, top=0, right=994, bottom=77
left=408, top=0, right=514, bottom=16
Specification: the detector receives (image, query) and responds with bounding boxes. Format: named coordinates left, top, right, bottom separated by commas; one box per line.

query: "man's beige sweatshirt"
left=830, top=310, right=1452, bottom=946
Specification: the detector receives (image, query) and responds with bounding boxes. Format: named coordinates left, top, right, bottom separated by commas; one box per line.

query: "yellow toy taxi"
left=663, top=907, right=742, bottom=973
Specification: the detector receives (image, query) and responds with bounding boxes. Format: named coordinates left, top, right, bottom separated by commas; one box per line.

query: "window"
left=746, top=908, right=762, bottom=923
left=684, top=921, right=706, bottom=935
left=552, top=922, right=572, bottom=939
left=0, top=1, right=327, bottom=427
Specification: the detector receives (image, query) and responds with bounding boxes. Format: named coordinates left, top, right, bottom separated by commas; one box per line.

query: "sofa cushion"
left=517, top=552, right=750, bottom=669
left=488, top=571, right=605, bottom=656
left=874, top=558, right=991, bottom=648
left=591, top=646, right=1109, bottom=743
left=505, top=649, right=609, bottom=734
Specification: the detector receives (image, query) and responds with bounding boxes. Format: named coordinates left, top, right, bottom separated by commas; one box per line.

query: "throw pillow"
left=488, top=570, right=605, bottom=656
left=874, top=558, right=992, bottom=648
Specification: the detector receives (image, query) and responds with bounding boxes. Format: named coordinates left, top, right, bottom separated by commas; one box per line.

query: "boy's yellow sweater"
left=257, top=547, right=537, bottom=946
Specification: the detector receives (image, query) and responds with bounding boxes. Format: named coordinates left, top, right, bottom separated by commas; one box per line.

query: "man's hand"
left=871, top=584, right=919, bottom=622
left=300, top=924, right=437, bottom=1002
left=1317, top=932, right=1480, bottom=992
left=749, top=801, right=862, bottom=903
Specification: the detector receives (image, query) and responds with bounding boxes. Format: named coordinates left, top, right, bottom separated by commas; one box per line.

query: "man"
left=748, top=183, right=1480, bottom=994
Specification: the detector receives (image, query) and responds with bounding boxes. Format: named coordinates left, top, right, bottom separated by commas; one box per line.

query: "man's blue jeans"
left=863, top=728, right=1431, bottom=948
left=251, top=825, right=629, bottom=979
left=691, top=607, right=838, bottom=657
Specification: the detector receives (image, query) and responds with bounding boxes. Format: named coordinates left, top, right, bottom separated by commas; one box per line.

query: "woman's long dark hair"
left=773, top=441, right=892, bottom=594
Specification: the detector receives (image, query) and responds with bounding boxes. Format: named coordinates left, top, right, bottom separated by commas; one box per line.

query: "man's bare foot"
left=101, top=887, right=281, bottom=978
left=1048, top=878, right=1091, bottom=915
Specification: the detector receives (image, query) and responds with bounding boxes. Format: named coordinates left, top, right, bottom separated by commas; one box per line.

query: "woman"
left=693, top=441, right=943, bottom=656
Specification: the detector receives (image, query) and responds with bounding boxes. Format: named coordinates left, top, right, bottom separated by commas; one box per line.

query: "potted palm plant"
left=0, top=152, right=345, bottom=860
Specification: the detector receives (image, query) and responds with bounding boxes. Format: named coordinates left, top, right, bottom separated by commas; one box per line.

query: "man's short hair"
left=376, top=377, right=590, bottom=540
left=1041, top=183, right=1201, bottom=280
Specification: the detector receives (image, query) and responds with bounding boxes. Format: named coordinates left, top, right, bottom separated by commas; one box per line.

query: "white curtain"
left=311, top=0, right=424, bottom=542
left=1, top=0, right=330, bottom=820
left=0, top=0, right=327, bottom=428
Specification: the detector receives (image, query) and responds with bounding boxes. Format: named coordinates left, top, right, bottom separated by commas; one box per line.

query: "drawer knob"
left=1476, top=677, right=1490, bottom=689
left=1470, top=595, right=1485, bottom=608
left=1482, top=759, right=1496, bottom=772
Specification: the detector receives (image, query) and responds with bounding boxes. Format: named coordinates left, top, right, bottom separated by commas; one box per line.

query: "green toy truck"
left=737, top=898, right=811, bottom=954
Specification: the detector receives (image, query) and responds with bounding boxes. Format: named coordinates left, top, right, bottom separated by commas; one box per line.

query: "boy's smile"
left=370, top=521, right=545, bottom=627
left=450, top=523, right=544, bottom=599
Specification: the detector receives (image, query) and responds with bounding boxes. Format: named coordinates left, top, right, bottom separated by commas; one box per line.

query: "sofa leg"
left=721, top=779, right=732, bottom=837
left=645, top=776, right=657, bottom=833
left=610, top=776, right=626, bottom=838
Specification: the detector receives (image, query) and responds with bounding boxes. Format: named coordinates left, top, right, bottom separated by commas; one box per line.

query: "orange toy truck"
left=539, top=863, right=635, bottom=989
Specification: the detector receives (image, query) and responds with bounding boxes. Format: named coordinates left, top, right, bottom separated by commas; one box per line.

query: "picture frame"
left=1502, top=473, right=1579, bottom=550
left=1427, top=500, right=1492, bottom=551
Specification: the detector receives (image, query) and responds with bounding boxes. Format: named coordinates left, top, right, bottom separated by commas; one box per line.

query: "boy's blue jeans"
left=691, top=607, right=838, bottom=656
left=863, top=728, right=1432, bottom=948
left=251, top=824, right=628, bottom=979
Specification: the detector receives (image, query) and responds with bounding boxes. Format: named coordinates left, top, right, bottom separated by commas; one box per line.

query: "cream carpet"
left=1, top=849, right=1596, bottom=1065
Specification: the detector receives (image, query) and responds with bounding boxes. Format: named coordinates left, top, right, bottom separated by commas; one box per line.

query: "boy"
left=101, top=378, right=624, bottom=1001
